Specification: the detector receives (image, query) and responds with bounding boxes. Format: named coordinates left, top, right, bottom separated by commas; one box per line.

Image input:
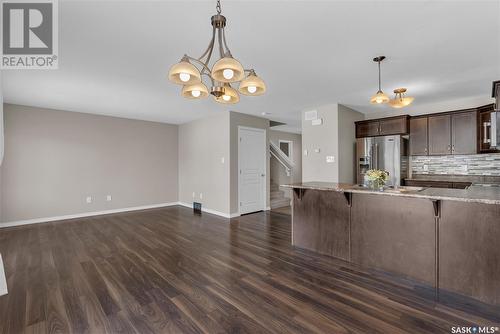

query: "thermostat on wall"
left=312, top=118, right=323, bottom=126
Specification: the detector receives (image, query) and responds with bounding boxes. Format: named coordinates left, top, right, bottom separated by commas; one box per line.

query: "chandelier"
left=389, top=88, right=414, bottom=108
left=168, top=0, right=266, bottom=104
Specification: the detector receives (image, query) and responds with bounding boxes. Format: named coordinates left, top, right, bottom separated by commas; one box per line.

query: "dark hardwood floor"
left=0, top=206, right=499, bottom=334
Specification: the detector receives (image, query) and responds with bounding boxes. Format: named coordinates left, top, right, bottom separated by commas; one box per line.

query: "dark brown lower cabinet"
left=292, top=189, right=350, bottom=260
left=439, top=201, right=500, bottom=306
left=350, top=193, right=436, bottom=285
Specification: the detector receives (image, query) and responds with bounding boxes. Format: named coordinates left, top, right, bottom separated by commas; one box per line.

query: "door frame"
left=238, top=126, right=267, bottom=215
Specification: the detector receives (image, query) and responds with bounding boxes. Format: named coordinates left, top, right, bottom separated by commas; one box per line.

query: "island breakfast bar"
left=281, top=182, right=500, bottom=307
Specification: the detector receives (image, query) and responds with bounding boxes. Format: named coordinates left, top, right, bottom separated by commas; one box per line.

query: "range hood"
left=490, top=81, right=500, bottom=147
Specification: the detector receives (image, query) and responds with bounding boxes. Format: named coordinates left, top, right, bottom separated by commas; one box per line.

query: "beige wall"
left=338, top=105, right=364, bottom=183
left=229, top=112, right=270, bottom=214
left=302, top=104, right=339, bottom=182
left=302, top=103, right=364, bottom=183
left=269, top=130, right=302, bottom=197
left=178, top=111, right=231, bottom=215
left=0, top=104, right=178, bottom=223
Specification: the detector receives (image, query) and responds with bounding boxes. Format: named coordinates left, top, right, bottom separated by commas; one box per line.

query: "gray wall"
left=302, top=103, right=364, bottom=183
left=0, top=104, right=179, bottom=223
left=269, top=130, right=302, bottom=198
left=302, top=104, right=340, bottom=182
left=338, top=105, right=364, bottom=183
left=178, top=111, right=231, bottom=215
left=229, top=112, right=270, bottom=214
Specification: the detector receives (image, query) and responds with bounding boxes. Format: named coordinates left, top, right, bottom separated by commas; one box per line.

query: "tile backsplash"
left=411, top=154, right=500, bottom=176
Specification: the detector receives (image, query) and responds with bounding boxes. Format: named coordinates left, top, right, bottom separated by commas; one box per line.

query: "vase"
left=370, top=179, right=385, bottom=192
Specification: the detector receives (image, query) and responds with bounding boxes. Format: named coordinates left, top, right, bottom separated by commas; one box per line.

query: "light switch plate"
left=326, top=155, right=335, bottom=163
left=314, top=148, right=321, bottom=153
left=86, top=196, right=92, bottom=204
left=106, top=195, right=112, bottom=202
left=304, top=149, right=308, bottom=156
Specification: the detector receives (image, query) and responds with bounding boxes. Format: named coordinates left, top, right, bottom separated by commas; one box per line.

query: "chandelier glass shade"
left=182, top=82, right=209, bottom=99
left=389, top=88, right=414, bottom=108
left=168, top=0, right=265, bottom=104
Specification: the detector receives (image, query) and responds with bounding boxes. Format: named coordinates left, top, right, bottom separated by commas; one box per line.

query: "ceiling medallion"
left=389, top=88, right=415, bottom=108
left=168, top=0, right=266, bottom=104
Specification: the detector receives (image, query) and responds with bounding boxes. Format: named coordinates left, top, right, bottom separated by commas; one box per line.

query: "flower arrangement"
left=366, top=169, right=389, bottom=190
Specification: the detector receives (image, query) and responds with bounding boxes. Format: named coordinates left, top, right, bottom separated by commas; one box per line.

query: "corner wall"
left=0, top=104, right=179, bottom=223
left=302, top=103, right=364, bottom=183
left=178, top=111, right=231, bottom=216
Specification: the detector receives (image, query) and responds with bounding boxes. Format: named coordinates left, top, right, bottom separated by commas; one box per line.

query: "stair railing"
left=269, top=141, right=293, bottom=177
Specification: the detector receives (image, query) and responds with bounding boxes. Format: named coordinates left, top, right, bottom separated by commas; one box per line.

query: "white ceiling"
left=2, top=0, right=500, bottom=133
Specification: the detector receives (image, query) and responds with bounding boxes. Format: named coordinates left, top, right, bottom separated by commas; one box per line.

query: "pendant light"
left=389, top=88, right=414, bottom=108
left=370, top=56, right=389, bottom=104
left=168, top=0, right=265, bottom=104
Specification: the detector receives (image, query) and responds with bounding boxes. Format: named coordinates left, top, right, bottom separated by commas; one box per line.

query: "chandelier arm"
left=201, top=29, right=216, bottom=74
left=217, top=28, right=225, bottom=58
left=198, top=27, right=216, bottom=63
left=184, top=55, right=212, bottom=74
left=201, top=72, right=215, bottom=86
left=222, top=27, right=232, bottom=56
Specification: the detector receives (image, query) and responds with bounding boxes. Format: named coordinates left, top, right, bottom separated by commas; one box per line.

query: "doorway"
left=238, top=126, right=266, bottom=215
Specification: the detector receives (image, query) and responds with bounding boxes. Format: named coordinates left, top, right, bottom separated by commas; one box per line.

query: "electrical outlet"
left=221, top=157, right=225, bottom=164
left=86, top=196, right=92, bottom=204
left=304, top=150, right=308, bottom=156
left=106, top=195, right=112, bottom=202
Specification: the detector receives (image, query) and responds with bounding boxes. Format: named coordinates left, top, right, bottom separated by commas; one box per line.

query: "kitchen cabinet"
left=356, top=121, right=380, bottom=138
left=409, top=117, right=428, bottom=155
left=355, top=116, right=409, bottom=138
left=451, top=110, right=477, bottom=155
left=428, top=114, right=452, bottom=155
left=478, top=104, right=499, bottom=153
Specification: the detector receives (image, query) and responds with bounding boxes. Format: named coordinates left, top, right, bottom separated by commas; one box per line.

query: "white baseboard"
left=177, top=202, right=239, bottom=219
left=0, top=202, right=179, bottom=229
left=0, top=254, right=7, bottom=296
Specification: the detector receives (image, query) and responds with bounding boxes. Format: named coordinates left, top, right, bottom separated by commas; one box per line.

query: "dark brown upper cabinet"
left=478, top=104, right=500, bottom=153
left=355, top=116, right=409, bottom=138
left=409, top=117, right=428, bottom=155
left=451, top=111, right=477, bottom=155
left=428, top=114, right=452, bottom=155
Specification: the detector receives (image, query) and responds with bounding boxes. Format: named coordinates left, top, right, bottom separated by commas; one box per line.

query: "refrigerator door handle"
left=374, top=143, right=379, bottom=170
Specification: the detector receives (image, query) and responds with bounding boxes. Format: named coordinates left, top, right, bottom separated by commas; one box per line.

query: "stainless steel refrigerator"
left=356, top=135, right=408, bottom=187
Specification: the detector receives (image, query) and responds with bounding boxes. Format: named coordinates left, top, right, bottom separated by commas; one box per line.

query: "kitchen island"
left=281, top=182, right=500, bottom=307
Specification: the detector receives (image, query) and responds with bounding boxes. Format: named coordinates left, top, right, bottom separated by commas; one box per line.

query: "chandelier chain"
left=216, top=0, right=221, bottom=14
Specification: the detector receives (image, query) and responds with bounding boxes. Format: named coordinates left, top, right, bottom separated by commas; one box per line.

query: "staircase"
left=270, top=182, right=291, bottom=209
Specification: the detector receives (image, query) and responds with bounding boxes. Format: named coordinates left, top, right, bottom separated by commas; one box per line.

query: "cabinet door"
left=356, top=121, right=380, bottom=138
left=428, top=115, right=451, bottom=155
left=451, top=111, right=477, bottom=155
left=409, top=117, right=428, bottom=155
left=379, top=117, right=408, bottom=136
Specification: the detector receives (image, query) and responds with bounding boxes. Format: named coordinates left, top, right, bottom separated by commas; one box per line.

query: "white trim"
left=238, top=126, right=267, bottom=216
left=0, top=202, right=179, bottom=229
left=0, top=254, right=7, bottom=296
left=177, top=202, right=238, bottom=218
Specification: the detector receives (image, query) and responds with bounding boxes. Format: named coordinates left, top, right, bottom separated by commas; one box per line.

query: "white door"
left=239, top=126, right=266, bottom=215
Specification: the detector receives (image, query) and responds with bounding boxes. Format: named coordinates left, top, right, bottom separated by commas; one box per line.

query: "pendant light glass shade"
left=211, top=57, right=245, bottom=83
left=239, top=72, right=266, bottom=96
left=214, top=84, right=240, bottom=104
left=182, top=82, right=209, bottom=99
left=389, top=88, right=414, bottom=108
left=168, top=60, right=201, bottom=85
left=370, top=91, right=390, bottom=104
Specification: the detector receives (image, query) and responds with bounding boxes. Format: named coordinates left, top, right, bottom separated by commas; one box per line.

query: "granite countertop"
left=281, top=182, right=500, bottom=205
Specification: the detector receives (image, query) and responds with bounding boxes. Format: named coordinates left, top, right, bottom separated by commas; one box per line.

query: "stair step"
left=271, top=197, right=291, bottom=209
